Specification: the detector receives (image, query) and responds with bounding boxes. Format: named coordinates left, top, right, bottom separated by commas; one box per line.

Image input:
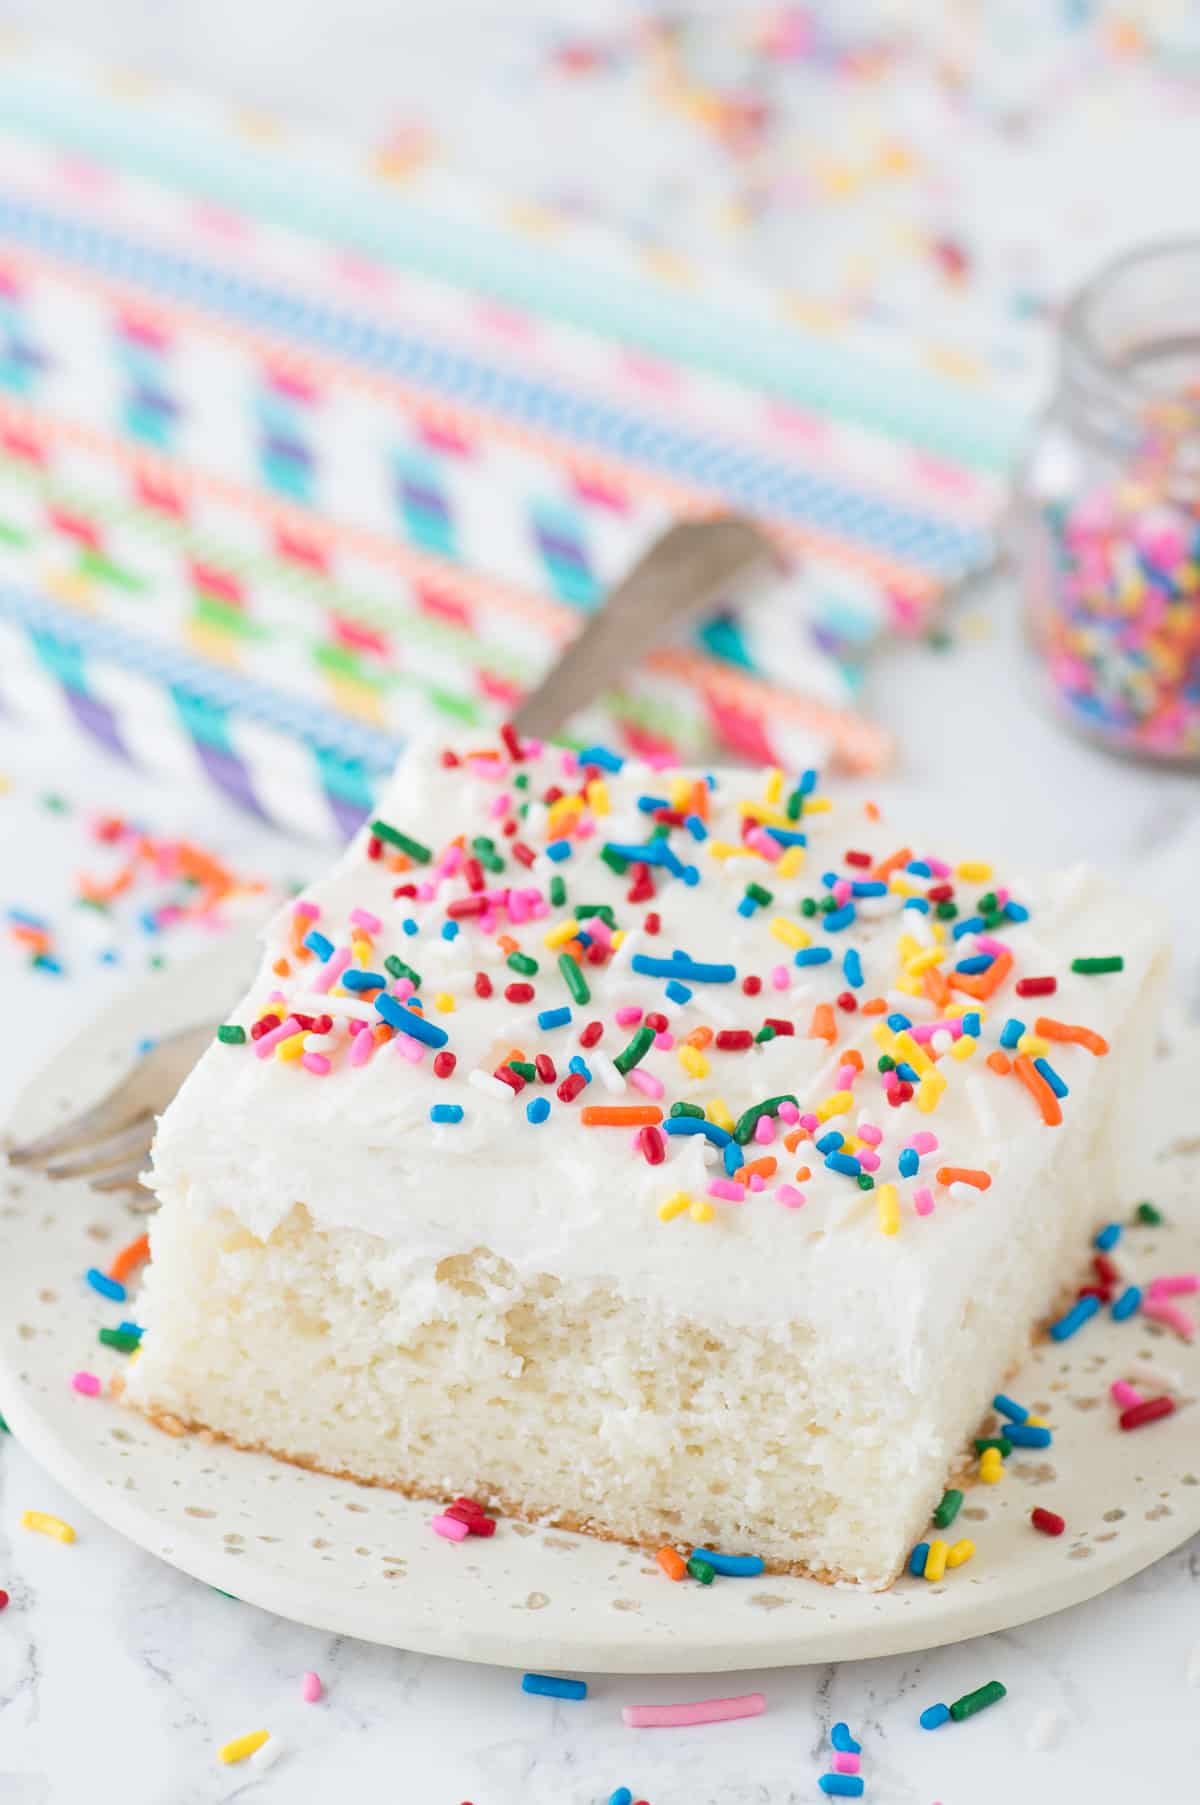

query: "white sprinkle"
left=590, top=1050, right=626, bottom=1095
left=966, top=1074, right=999, bottom=1148
left=250, top=1734, right=285, bottom=1770
left=1026, top=1708, right=1067, bottom=1751
left=931, top=1029, right=954, bottom=1057
left=467, top=1070, right=514, bottom=1103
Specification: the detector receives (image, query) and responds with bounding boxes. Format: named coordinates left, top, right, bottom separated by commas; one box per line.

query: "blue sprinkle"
left=1006, top=1423, right=1052, bottom=1449
left=136, top=1037, right=156, bottom=1056
left=98, top=949, right=119, bottom=964
left=1033, top=1056, right=1068, bottom=1098
left=851, top=880, right=887, bottom=898
left=663, top=1117, right=730, bottom=1148
left=761, top=826, right=806, bottom=847
left=631, top=954, right=736, bottom=984
left=962, top=1011, right=982, bottom=1036
left=993, top=1393, right=1028, bottom=1424
left=815, top=1131, right=844, bottom=1154
left=430, top=1104, right=464, bottom=1125
left=886, top=1012, right=912, bottom=1032
left=545, top=839, right=572, bottom=863
left=920, top=1703, right=951, bottom=1731
left=665, top=979, right=692, bottom=1005
left=86, top=1268, right=126, bottom=1303
left=1112, top=1285, right=1141, bottom=1320
left=537, top=1007, right=572, bottom=1031
left=7, top=907, right=47, bottom=929
left=609, top=1792, right=633, bottom=1805
left=1049, top=1294, right=1101, bottom=1341
left=302, top=929, right=333, bottom=961
left=903, top=896, right=930, bottom=914
left=894, top=1062, right=920, bottom=1083
left=1005, top=900, right=1031, bottom=922
left=685, top=814, right=708, bottom=841
left=820, top=870, right=840, bottom=890
left=577, top=744, right=623, bottom=771
left=139, top=909, right=160, bottom=935
left=526, top=1097, right=551, bottom=1125
left=794, top=947, right=833, bottom=966
left=955, top=953, right=993, bottom=975
left=799, top=769, right=818, bottom=795
left=818, top=1778, right=863, bottom=1798
left=680, top=864, right=700, bottom=887
left=576, top=929, right=592, bottom=948
left=1094, top=1222, right=1122, bottom=1252
left=374, top=995, right=449, bottom=1048
left=822, top=904, right=856, bottom=932
left=952, top=915, right=985, bottom=939
left=825, top=1151, right=861, bottom=1178
left=521, top=1673, right=587, bottom=1701
left=402, top=918, right=419, bottom=936
left=737, top=896, right=759, bottom=918
left=723, top=1141, right=745, bottom=1176
left=690, top=1548, right=765, bottom=1577
left=842, top=948, right=863, bottom=988
left=118, top=1320, right=143, bottom=1340
left=999, top=1018, right=1025, bottom=1049
left=830, top=1722, right=861, bottom=1754
left=441, top=921, right=459, bottom=942
left=635, top=795, right=669, bottom=814
left=898, top=1147, right=919, bottom=1178
left=342, top=969, right=386, bottom=991
left=568, top=1056, right=592, bottom=1082
left=909, top=1543, right=929, bottom=1577
left=906, top=859, right=932, bottom=877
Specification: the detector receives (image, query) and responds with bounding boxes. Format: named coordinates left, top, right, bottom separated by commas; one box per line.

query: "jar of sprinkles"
left=1014, top=241, right=1200, bottom=763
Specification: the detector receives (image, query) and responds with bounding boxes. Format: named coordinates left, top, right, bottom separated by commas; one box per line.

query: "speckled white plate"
left=1, top=936, right=1199, bottom=1672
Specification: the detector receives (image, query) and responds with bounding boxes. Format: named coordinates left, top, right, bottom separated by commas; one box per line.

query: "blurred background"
left=1, top=0, right=1199, bottom=1059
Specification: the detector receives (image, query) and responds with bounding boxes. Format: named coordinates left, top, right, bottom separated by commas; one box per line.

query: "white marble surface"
left=1, top=572, right=1199, bottom=1804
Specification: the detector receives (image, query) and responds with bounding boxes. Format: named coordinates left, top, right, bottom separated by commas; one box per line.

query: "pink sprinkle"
left=1142, top=1295, right=1195, bottom=1341
left=799, top=1113, right=819, bottom=1133
left=268, top=989, right=287, bottom=1007
left=587, top=917, right=613, bottom=948
left=654, top=1032, right=675, bottom=1051
left=391, top=977, right=415, bottom=1002
left=911, top=1019, right=961, bottom=1044
left=754, top=1115, right=777, bottom=1145
left=708, top=1180, right=746, bottom=1202
left=435, top=845, right=462, bottom=878
left=628, top=1067, right=664, bottom=1100
left=913, top=1186, right=935, bottom=1216
left=975, top=935, right=1010, bottom=957
left=1111, top=1380, right=1143, bottom=1408
left=488, top=792, right=511, bottom=820
left=994, top=887, right=1010, bottom=908
left=909, top=1131, right=938, bottom=1154
left=302, top=1052, right=331, bottom=1075
left=858, top=1149, right=881, bottom=1173
left=349, top=907, right=381, bottom=933
left=349, top=1029, right=375, bottom=1066
left=925, top=856, right=951, bottom=878
left=508, top=890, right=531, bottom=924
left=833, top=1754, right=861, bottom=1776
left=615, top=1006, right=644, bottom=1028
left=835, top=1064, right=858, bottom=1089
left=432, top=1513, right=469, bottom=1542
left=775, top=1185, right=806, bottom=1208
left=575, top=819, right=596, bottom=841
left=255, top=1016, right=303, bottom=1058
left=1148, top=1274, right=1199, bottom=1297
left=417, top=881, right=438, bottom=903
left=771, top=964, right=789, bottom=991
left=301, top=1671, right=323, bottom=1703
left=749, top=1175, right=766, bottom=1193
left=777, top=1100, right=799, bottom=1124
left=71, top=1371, right=101, bottom=1396
left=347, top=1016, right=367, bottom=1035
left=292, top=900, right=319, bottom=921
left=312, top=946, right=352, bottom=994
left=881, top=1068, right=900, bottom=1094
left=747, top=827, right=781, bottom=860
left=832, top=878, right=852, bottom=905
left=857, top=1122, right=882, bottom=1147
left=623, top=1693, right=765, bottom=1730
left=395, top=1033, right=427, bottom=1065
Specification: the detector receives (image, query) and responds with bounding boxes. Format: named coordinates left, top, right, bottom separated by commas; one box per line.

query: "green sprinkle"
left=935, top=900, right=958, bottom=920
left=41, top=792, right=68, bottom=813
left=978, top=892, right=998, bottom=914
left=549, top=874, right=567, bottom=908
left=754, top=1025, right=777, bottom=1043
left=370, top=818, right=431, bottom=863
left=216, top=1024, right=245, bottom=1045
left=471, top=836, right=506, bottom=873
left=733, top=1094, right=797, bottom=1145
left=507, top=951, right=539, bottom=976
left=0, top=1410, right=9, bottom=1433
left=746, top=882, right=773, bottom=907
left=800, top=897, right=817, bottom=917
left=559, top=952, right=590, bottom=1006
left=600, top=847, right=628, bottom=875
left=877, top=1054, right=895, bottom=1073
left=819, top=895, right=838, bottom=914
left=513, top=772, right=530, bottom=790
left=933, top=1489, right=963, bottom=1530
left=507, top=1060, right=537, bottom=1082
left=1072, top=955, right=1124, bottom=975
left=949, top=1681, right=1006, bottom=1722
left=785, top=788, right=804, bottom=821
left=614, top=1025, right=656, bottom=1075
left=576, top=904, right=616, bottom=926
left=980, top=910, right=1004, bottom=931
left=670, top=1102, right=705, bottom=1119
left=1135, top=1200, right=1163, bottom=1225
left=856, top=1172, right=874, bottom=1190
left=98, top=1328, right=140, bottom=1353
left=650, top=822, right=671, bottom=841
left=384, top=955, right=422, bottom=990
left=974, top=1436, right=1012, bottom=1457
left=686, top=1555, right=716, bottom=1585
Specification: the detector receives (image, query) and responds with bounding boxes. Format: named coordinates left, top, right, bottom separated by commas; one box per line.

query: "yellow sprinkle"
left=894, top=1031, right=932, bottom=1076
left=547, top=795, right=583, bottom=832
left=1026, top=1415, right=1048, bottom=1428
left=707, top=840, right=763, bottom=861
left=904, top=947, right=944, bottom=977
left=815, top=1089, right=854, bottom=1121
left=915, top=1071, right=947, bottom=1114
left=657, top=1191, right=691, bottom=1222
left=889, top=874, right=916, bottom=896
left=764, top=766, right=784, bottom=804
left=275, top=1033, right=306, bottom=1062
left=949, top=1034, right=976, bottom=1061
left=871, top=1023, right=898, bottom=1055
left=945, top=1001, right=972, bottom=1019
left=543, top=917, right=581, bottom=949
left=931, top=919, right=946, bottom=945
left=21, top=1510, right=75, bottom=1543
left=947, top=1539, right=975, bottom=1568
left=737, top=801, right=793, bottom=829
left=689, top=1199, right=715, bottom=1223
left=776, top=846, right=804, bottom=878
left=956, top=861, right=992, bottom=882
left=896, top=932, right=921, bottom=961
left=585, top=779, right=610, bottom=817
left=894, top=975, right=925, bottom=997
left=707, top=1097, right=735, bottom=1133
left=218, top=1731, right=270, bottom=1766
left=801, top=795, right=831, bottom=814
left=1017, top=1033, right=1049, bottom=1058
left=979, top=1447, right=1004, bottom=1484
left=433, top=991, right=455, bottom=1014
left=611, top=930, right=626, bottom=949
left=678, top=1044, right=709, bottom=1079
left=876, top=1182, right=900, bottom=1236
left=769, top=916, right=809, bottom=951
left=923, top=1538, right=948, bottom=1581
left=351, top=935, right=372, bottom=967
left=668, top=776, right=693, bottom=812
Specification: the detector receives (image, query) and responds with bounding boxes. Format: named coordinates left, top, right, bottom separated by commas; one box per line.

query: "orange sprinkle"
left=986, top=1050, right=1011, bottom=1075
left=949, top=949, right=1012, bottom=1000
left=690, top=780, right=710, bottom=823
left=1035, top=1017, right=1109, bottom=1056
left=783, top=1127, right=810, bottom=1153
left=735, top=1157, right=778, bottom=1185
left=559, top=940, right=585, bottom=962
left=841, top=1048, right=864, bottom=1073
left=795, top=1165, right=812, bottom=1182
left=864, top=800, right=881, bottom=822
left=808, top=1002, right=837, bottom=1044
left=656, top=1546, right=687, bottom=1581
left=686, top=1025, right=714, bottom=1049
left=108, top=1233, right=150, bottom=1284
left=272, top=957, right=291, bottom=977
left=496, top=934, right=519, bottom=955
left=372, top=1023, right=394, bottom=1045
left=860, top=996, right=887, bottom=1015
left=935, top=1166, right=992, bottom=1191
left=922, top=964, right=951, bottom=1008
left=1014, top=1054, right=1062, bottom=1126
left=506, top=1047, right=527, bottom=1065
left=872, top=845, right=913, bottom=883
left=580, top=1105, right=663, bottom=1127
left=386, top=852, right=411, bottom=873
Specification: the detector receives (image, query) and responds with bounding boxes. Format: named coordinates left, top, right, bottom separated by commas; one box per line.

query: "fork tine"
left=89, top=1156, right=152, bottom=1193
left=43, top=1116, right=155, bottom=1181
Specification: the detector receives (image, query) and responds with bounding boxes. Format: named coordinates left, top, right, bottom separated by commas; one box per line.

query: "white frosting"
left=151, top=735, right=1166, bottom=1354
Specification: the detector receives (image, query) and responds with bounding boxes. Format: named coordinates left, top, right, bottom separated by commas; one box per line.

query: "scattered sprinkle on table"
left=218, top=1730, right=271, bottom=1765
left=20, top=1510, right=75, bottom=1543
left=522, top=1673, right=587, bottom=1700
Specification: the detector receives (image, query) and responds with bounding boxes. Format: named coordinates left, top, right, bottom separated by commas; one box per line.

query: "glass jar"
left=1013, top=240, right=1200, bottom=764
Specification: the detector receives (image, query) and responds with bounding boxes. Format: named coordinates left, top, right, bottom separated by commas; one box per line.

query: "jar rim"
left=1061, top=235, right=1200, bottom=405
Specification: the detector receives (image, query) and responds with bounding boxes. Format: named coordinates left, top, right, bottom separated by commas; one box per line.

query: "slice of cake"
left=127, top=733, right=1165, bottom=1587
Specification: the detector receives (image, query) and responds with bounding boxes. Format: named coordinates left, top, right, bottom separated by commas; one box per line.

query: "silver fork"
left=2, top=516, right=823, bottom=1202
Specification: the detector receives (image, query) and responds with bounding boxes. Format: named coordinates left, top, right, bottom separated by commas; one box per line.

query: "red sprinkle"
left=645, top=1011, right=668, bottom=1034
left=499, top=721, right=523, bottom=761
left=586, top=944, right=608, bottom=965
left=440, top=748, right=460, bottom=767
left=511, top=842, right=536, bottom=868
left=494, top=1065, right=525, bottom=1093
left=1093, top=1253, right=1120, bottom=1285
left=926, top=882, right=954, bottom=903
left=643, top=911, right=661, bottom=935
left=1077, top=1284, right=1113, bottom=1303
left=501, top=819, right=518, bottom=838
left=504, top=983, right=535, bottom=1004
left=1031, top=1507, right=1065, bottom=1536
left=249, top=1014, right=281, bottom=1040
left=557, top=1072, right=587, bottom=1103
left=367, top=835, right=383, bottom=862
left=639, top=1125, right=666, bottom=1166
left=1016, top=976, right=1057, bottom=997
left=1119, top=1396, right=1176, bottom=1431
left=0, top=1588, right=8, bottom=1610
left=534, top=1053, right=556, bottom=1084
left=447, top=897, right=488, bottom=918
left=474, top=972, right=494, bottom=999
left=433, top=1051, right=456, bottom=1079
left=579, top=1021, right=603, bottom=1048
left=763, top=1017, right=795, bottom=1036
left=393, top=883, right=418, bottom=899
left=836, top=990, right=858, bottom=1012
left=463, top=856, right=485, bottom=893
left=716, top=1029, right=754, bottom=1051
left=742, top=975, right=762, bottom=996
left=844, top=849, right=872, bottom=868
